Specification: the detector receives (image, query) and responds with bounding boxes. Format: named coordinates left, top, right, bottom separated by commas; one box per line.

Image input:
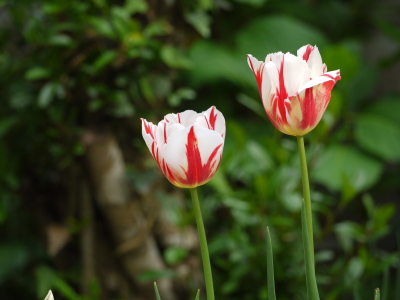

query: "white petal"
left=264, top=61, right=279, bottom=102
left=141, top=119, right=157, bottom=152
left=247, top=54, right=263, bottom=74
left=44, top=291, right=54, bottom=300
left=163, top=125, right=224, bottom=174
left=164, top=113, right=179, bottom=123
left=307, top=46, right=324, bottom=78
left=166, top=123, right=185, bottom=138
left=297, top=45, right=309, bottom=59
left=202, top=106, right=226, bottom=138
left=297, top=70, right=340, bottom=94
left=156, top=120, right=167, bottom=146
left=283, top=53, right=310, bottom=96
left=265, top=51, right=284, bottom=66
left=176, top=110, right=200, bottom=127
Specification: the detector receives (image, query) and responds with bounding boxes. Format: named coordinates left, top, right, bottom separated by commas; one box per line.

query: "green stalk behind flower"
left=190, top=188, right=215, bottom=300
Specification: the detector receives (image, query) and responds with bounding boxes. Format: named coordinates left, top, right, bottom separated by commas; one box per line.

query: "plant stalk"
left=302, top=199, right=320, bottom=300
left=190, top=188, right=215, bottom=300
left=296, top=136, right=314, bottom=263
left=266, top=227, right=277, bottom=300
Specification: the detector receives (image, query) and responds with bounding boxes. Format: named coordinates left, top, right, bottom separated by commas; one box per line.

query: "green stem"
left=190, top=188, right=215, bottom=300
left=302, top=200, right=320, bottom=300
left=296, top=136, right=314, bottom=263
left=266, top=227, right=277, bottom=300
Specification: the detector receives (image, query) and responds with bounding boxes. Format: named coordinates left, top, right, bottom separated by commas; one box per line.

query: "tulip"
left=142, top=107, right=225, bottom=300
left=44, top=291, right=54, bottom=300
left=141, top=106, right=225, bottom=188
left=247, top=44, right=341, bottom=136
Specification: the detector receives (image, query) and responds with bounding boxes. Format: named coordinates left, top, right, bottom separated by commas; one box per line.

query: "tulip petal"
left=163, top=125, right=224, bottom=187
left=198, top=106, right=226, bottom=138
left=307, top=47, right=324, bottom=79
left=298, top=70, right=341, bottom=93
left=282, top=53, right=310, bottom=96
left=247, top=54, right=265, bottom=97
left=141, top=119, right=157, bottom=152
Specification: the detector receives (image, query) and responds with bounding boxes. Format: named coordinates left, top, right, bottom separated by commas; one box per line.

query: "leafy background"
left=1, top=0, right=400, bottom=299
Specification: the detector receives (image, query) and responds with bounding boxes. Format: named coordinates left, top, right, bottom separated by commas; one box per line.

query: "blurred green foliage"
left=0, top=0, right=400, bottom=299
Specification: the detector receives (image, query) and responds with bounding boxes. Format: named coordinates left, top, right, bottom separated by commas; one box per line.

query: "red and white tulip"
left=141, top=106, right=225, bottom=188
left=247, top=45, right=341, bottom=136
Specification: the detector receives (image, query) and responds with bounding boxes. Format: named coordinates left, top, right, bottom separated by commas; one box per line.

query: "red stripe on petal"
left=247, top=55, right=265, bottom=98
left=208, top=106, right=217, bottom=130
left=302, top=45, right=314, bottom=61
left=163, top=123, right=167, bottom=144
left=275, top=57, right=290, bottom=126
left=141, top=119, right=155, bottom=139
left=204, top=115, right=211, bottom=129
left=299, top=88, right=318, bottom=129
left=184, top=127, right=203, bottom=185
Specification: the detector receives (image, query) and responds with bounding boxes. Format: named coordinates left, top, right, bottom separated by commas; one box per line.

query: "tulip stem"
left=190, top=188, right=215, bottom=300
left=296, top=136, right=314, bottom=263
left=301, top=199, right=320, bottom=300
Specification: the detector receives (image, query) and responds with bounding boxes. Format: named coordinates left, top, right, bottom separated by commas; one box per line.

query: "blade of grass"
left=195, top=289, right=200, bottom=300
left=266, top=227, right=276, bottom=300
left=382, top=267, right=389, bottom=300
left=154, top=282, right=161, bottom=300
left=375, top=288, right=380, bottom=300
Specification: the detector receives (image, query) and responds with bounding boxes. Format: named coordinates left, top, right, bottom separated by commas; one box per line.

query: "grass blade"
left=154, top=282, right=161, bottom=300
left=375, top=288, right=380, bottom=300
left=195, top=289, right=200, bottom=300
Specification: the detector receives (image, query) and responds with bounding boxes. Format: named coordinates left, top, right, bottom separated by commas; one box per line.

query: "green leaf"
left=185, top=10, right=211, bottom=38
left=164, top=247, right=188, bottom=265
left=232, top=0, right=267, bottom=7
left=160, top=45, right=192, bottom=69
left=0, top=117, right=18, bottom=138
left=236, top=15, right=327, bottom=60
left=312, top=145, right=383, bottom=192
left=189, top=41, right=244, bottom=86
left=167, top=87, right=196, bottom=107
left=366, top=96, right=400, bottom=124
left=334, top=221, right=362, bottom=252
left=0, top=244, right=30, bottom=283
left=355, top=114, right=400, bottom=161
left=110, top=91, right=134, bottom=117
left=93, top=50, right=117, bottom=71
left=38, top=82, right=59, bottom=108
left=322, top=44, right=360, bottom=86
left=25, top=67, right=51, bottom=80
left=345, top=257, right=364, bottom=284
left=47, top=34, right=74, bottom=47
left=138, top=269, right=175, bottom=282
left=125, top=0, right=148, bottom=14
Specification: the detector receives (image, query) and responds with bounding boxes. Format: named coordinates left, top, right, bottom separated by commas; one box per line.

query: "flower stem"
left=190, top=188, right=215, bottom=300
left=296, top=136, right=314, bottom=263
left=266, top=227, right=277, bottom=300
left=302, top=199, right=320, bottom=300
